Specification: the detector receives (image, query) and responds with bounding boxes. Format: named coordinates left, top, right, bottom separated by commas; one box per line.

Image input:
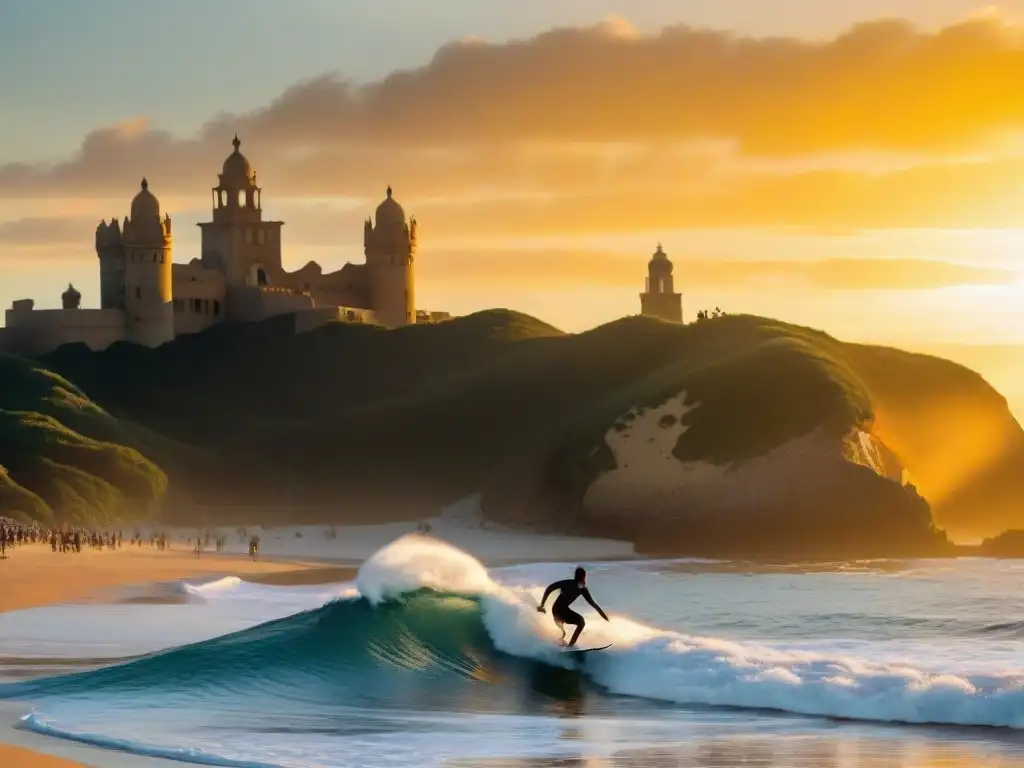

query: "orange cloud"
left=1, top=16, right=1023, bottom=234
left=416, top=250, right=1016, bottom=291
left=1, top=215, right=1013, bottom=293
left=0, top=217, right=93, bottom=246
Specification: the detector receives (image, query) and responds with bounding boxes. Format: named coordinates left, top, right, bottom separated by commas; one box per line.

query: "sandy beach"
left=0, top=742, right=83, bottom=768
left=0, top=543, right=323, bottom=614
left=0, top=545, right=342, bottom=767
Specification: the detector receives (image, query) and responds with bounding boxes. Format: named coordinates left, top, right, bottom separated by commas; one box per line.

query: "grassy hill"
left=0, top=356, right=169, bottom=525
left=5, top=309, right=1019, bottom=543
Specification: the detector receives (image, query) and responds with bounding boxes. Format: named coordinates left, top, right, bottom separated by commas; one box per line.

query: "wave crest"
left=7, top=533, right=1024, bottom=737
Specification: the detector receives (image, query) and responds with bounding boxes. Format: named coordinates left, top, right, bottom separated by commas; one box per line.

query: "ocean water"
left=4, top=535, right=1024, bottom=767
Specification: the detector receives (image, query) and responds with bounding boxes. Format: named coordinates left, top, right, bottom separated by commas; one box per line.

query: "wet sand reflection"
left=446, top=733, right=1024, bottom=768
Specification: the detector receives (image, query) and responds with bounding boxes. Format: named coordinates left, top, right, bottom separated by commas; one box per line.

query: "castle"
left=1, top=136, right=437, bottom=357
left=639, top=243, right=682, bottom=322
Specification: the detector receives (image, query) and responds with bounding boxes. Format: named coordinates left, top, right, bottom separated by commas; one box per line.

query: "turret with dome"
left=123, top=177, right=174, bottom=346
left=364, top=185, right=417, bottom=327
left=639, top=243, right=682, bottom=323
left=210, top=134, right=262, bottom=225
left=3, top=134, right=431, bottom=360
left=222, top=134, right=255, bottom=185
left=61, top=283, right=81, bottom=310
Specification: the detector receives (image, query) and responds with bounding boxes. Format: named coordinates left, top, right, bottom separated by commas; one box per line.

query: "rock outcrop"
left=574, top=391, right=946, bottom=558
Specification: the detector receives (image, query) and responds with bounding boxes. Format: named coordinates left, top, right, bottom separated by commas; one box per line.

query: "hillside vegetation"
left=0, top=356, right=168, bottom=525
left=2, top=309, right=1018, bottom=546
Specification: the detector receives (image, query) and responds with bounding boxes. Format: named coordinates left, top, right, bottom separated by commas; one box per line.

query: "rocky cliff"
left=573, top=396, right=942, bottom=557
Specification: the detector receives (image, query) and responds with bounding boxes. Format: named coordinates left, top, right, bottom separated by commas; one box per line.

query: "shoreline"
left=0, top=546, right=356, bottom=767
left=0, top=523, right=638, bottom=766
left=0, top=543, right=330, bottom=614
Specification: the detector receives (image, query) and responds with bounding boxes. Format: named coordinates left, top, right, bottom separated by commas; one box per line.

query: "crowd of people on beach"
left=0, top=516, right=176, bottom=559
left=186, top=528, right=260, bottom=560
left=0, top=516, right=268, bottom=562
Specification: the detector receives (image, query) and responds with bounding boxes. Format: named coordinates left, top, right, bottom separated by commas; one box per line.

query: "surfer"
left=536, top=567, right=609, bottom=647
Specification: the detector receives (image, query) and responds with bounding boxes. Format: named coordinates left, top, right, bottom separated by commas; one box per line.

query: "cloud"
left=2, top=15, right=1023, bottom=234
left=6, top=149, right=1024, bottom=244
left=2, top=211, right=1012, bottom=293
left=0, top=217, right=92, bottom=246
left=205, top=15, right=1024, bottom=154
left=417, top=250, right=1019, bottom=291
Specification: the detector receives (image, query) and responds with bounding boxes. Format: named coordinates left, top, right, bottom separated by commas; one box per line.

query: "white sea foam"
left=355, top=533, right=496, bottom=603
left=183, top=575, right=357, bottom=605
left=353, top=534, right=1024, bottom=729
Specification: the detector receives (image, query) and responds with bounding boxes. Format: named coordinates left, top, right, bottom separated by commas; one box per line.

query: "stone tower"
left=198, top=135, right=284, bottom=287
left=639, top=243, right=682, bottom=323
left=95, top=216, right=126, bottom=309
left=123, top=179, right=175, bottom=347
left=364, top=186, right=416, bottom=327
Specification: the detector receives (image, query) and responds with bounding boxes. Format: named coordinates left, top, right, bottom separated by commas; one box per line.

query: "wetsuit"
left=538, top=579, right=608, bottom=645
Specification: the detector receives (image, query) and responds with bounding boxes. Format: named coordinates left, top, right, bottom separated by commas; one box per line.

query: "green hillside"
left=0, top=356, right=169, bottom=525
left=3, top=308, right=1018, bottom=546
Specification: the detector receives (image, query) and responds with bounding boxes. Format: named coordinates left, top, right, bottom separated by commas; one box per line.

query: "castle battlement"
left=1, top=136, right=428, bottom=358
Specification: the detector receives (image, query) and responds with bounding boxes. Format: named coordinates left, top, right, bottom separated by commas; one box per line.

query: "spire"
left=141, top=177, right=148, bottom=191
left=386, top=185, right=393, bottom=199
left=232, top=134, right=241, bottom=152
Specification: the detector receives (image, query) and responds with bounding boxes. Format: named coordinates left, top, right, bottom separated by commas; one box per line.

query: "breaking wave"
left=5, top=534, right=1024, bottom=767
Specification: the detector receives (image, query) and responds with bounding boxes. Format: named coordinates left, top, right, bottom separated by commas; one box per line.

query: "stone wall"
left=277, top=262, right=370, bottom=311
left=225, top=285, right=314, bottom=324
left=294, top=306, right=376, bottom=334
left=173, top=263, right=227, bottom=336
left=2, top=306, right=126, bottom=356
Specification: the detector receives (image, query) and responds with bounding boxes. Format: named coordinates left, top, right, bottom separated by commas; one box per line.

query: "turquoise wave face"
left=0, top=590, right=598, bottom=716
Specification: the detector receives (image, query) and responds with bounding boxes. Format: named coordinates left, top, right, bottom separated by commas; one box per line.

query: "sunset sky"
left=1, top=0, right=1023, bottom=414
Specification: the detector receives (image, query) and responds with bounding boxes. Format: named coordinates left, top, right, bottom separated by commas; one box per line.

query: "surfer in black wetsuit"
left=536, top=567, right=609, bottom=647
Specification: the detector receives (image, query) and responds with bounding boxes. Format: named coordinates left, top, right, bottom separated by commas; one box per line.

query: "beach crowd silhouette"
left=0, top=516, right=174, bottom=558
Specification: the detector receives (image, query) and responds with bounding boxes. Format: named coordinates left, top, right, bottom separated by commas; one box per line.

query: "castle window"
left=237, top=190, right=246, bottom=207
left=257, top=229, right=266, bottom=246
left=244, top=228, right=253, bottom=244
left=192, top=299, right=201, bottom=313
left=203, top=299, right=210, bottom=314
left=213, top=300, right=221, bottom=316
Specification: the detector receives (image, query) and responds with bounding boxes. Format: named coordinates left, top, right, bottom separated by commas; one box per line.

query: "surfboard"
left=560, top=643, right=611, bottom=654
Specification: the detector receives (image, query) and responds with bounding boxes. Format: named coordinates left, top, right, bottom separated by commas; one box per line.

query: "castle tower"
left=122, top=178, right=174, bottom=347
left=364, top=186, right=416, bottom=327
left=95, top=216, right=126, bottom=309
left=639, top=243, right=682, bottom=322
left=198, top=135, right=284, bottom=287
left=61, top=283, right=82, bottom=310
